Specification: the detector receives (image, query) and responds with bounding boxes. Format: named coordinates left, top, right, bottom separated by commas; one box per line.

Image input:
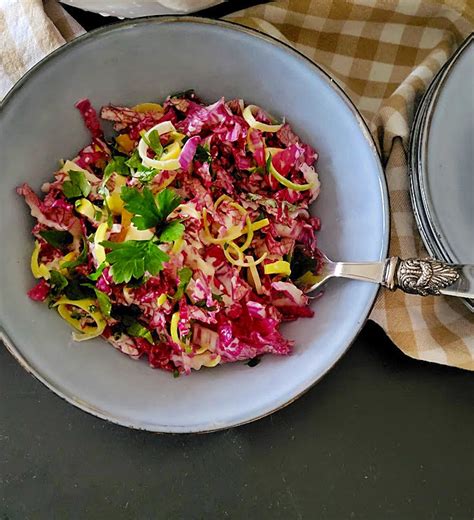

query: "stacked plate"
left=60, top=0, right=224, bottom=18
left=409, top=34, right=474, bottom=311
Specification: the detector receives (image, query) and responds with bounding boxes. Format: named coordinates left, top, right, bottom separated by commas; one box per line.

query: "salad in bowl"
left=18, top=90, right=322, bottom=376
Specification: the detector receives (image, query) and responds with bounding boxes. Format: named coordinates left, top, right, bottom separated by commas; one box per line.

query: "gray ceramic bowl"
left=0, top=17, right=388, bottom=432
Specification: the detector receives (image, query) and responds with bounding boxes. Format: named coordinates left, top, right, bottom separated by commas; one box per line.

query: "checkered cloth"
left=1, top=0, right=473, bottom=369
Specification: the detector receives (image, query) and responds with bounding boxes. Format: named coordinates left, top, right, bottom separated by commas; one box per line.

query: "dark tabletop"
left=2, top=4, right=474, bottom=519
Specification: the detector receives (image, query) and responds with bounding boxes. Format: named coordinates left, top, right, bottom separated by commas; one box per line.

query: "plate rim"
left=408, top=33, right=474, bottom=311
left=420, top=34, right=473, bottom=261
left=0, top=16, right=389, bottom=432
left=59, top=0, right=225, bottom=18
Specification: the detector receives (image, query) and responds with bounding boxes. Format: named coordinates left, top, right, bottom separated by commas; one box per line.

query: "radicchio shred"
left=18, top=91, right=322, bottom=375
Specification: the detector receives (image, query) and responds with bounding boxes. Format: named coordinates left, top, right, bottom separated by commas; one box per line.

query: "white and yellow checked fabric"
left=227, top=1, right=474, bottom=370
left=1, top=0, right=473, bottom=369
left=0, top=0, right=84, bottom=97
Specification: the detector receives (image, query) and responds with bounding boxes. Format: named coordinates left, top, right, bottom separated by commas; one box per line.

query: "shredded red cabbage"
left=18, top=92, right=322, bottom=375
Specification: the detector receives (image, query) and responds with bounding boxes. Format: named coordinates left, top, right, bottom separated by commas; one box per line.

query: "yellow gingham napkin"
left=1, top=0, right=473, bottom=370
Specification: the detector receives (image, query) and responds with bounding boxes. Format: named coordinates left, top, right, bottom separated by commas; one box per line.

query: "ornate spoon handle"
left=382, top=257, right=462, bottom=296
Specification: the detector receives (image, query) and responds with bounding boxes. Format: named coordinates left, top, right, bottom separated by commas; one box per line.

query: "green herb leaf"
left=265, top=154, right=272, bottom=174
left=120, top=187, right=183, bottom=232
left=195, top=145, right=211, bottom=163
left=70, top=171, right=91, bottom=197
left=82, top=282, right=112, bottom=317
left=127, top=321, right=154, bottom=344
left=247, top=357, right=261, bottom=367
left=155, top=188, right=182, bottom=221
left=170, top=89, right=195, bottom=99
left=49, top=269, right=68, bottom=296
left=104, top=156, right=130, bottom=178
left=102, top=239, right=169, bottom=283
left=110, top=304, right=141, bottom=327
left=97, top=184, right=109, bottom=199
left=63, top=170, right=91, bottom=200
left=120, top=186, right=161, bottom=230
left=124, top=151, right=156, bottom=182
left=125, top=150, right=143, bottom=170
left=174, top=267, right=193, bottom=300
left=212, top=292, right=224, bottom=303
left=88, top=263, right=106, bottom=281
left=63, top=278, right=95, bottom=300
left=147, top=130, right=163, bottom=158
left=134, top=169, right=157, bottom=183
left=194, top=300, right=217, bottom=311
left=62, top=181, right=82, bottom=199
left=290, top=247, right=320, bottom=281
left=60, top=240, right=88, bottom=269
left=39, top=230, right=73, bottom=250
left=95, top=289, right=112, bottom=317
left=159, top=221, right=185, bottom=243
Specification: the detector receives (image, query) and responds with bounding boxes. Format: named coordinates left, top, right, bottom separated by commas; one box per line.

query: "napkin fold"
left=1, top=0, right=473, bottom=369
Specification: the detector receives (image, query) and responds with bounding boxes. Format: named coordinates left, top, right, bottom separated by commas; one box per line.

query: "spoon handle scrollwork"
left=382, top=257, right=460, bottom=296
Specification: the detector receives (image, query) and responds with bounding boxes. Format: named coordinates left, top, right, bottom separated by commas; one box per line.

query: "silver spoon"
left=297, top=253, right=474, bottom=299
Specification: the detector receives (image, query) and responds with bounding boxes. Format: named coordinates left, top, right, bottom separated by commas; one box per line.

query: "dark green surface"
left=1, top=322, right=473, bottom=520
left=2, top=5, right=473, bottom=519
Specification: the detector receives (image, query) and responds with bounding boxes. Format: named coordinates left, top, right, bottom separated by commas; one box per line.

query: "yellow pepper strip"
left=223, top=241, right=268, bottom=268
left=114, top=208, right=133, bottom=243
left=75, top=198, right=104, bottom=222
left=248, top=218, right=270, bottom=232
left=61, top=252, right=76, bottom=263
left=238, top=217, right=254, bottom=253
left=59, top=252, right=76, bottom=276
left=94, top=223, right=108, bottom=265
left=115, top=134, right=135, bottom=154
left=194, top=345, right=208, bottom=355
left=170, top=312, right=181, bottom=345
left=236, top=218, right=270, bottom=253
left=296, top=271, right=321, bottom=288
left=170, top=312, right=191, bottom=352
left=171, top=236, right=184, bottom=255
left=138, top=121, right=182, bottom=171
left=223, top=241, right=242, bottom=264
left=170, top=131, right=185, bottom=142
left=265, top=148, right=315, bottom=192
left=106, top=193, right=124, bottom=216
left=200, top=353, right=221, bottom=368
left=189, top=352, right=222, bottom=370
left=157, top=294, right=167, bottom=306
left=247, top=256, right=263, bottom=294
left=124, top=225, right=154, bottom=242
left=229, top=201, right=247, bottom=215
left=202, top=207, right=245, bottom=244
left=243, top=105, right=283, bottom=133
left=31, top=240, right=50, bottom=279
left=54, top=298, right=106, bottom=342
left=132, top=102, right=163, bottom=113
left=264, top=260, right=292, bottom=276
left=105, top=175, right=127, bottom=216
left=160, top=141, right=181, bottom=161
left=214, top=194, right=233, bottom=209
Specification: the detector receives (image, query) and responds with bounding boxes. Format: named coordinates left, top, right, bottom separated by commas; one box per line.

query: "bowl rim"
left=0, top=16, right=390, bottom=433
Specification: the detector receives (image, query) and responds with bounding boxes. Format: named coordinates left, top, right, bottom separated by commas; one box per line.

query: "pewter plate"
left=60, top=0, right=223, bottom=18
left=409, top=35, right=474, bottom=311
left=421, top=35, right=474, bottom=265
